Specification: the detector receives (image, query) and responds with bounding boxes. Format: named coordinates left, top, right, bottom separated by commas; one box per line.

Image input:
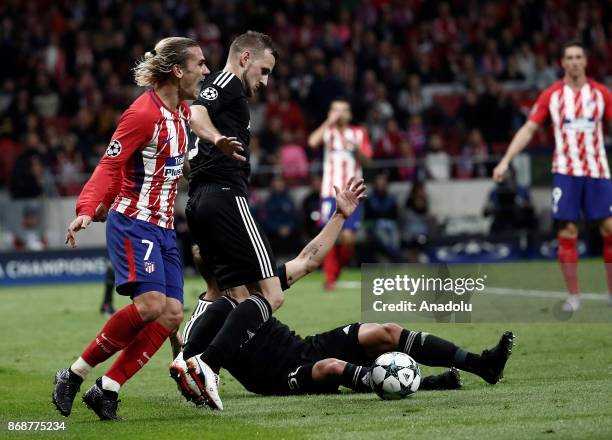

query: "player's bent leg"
left=558, top=221, right=580, bottom=311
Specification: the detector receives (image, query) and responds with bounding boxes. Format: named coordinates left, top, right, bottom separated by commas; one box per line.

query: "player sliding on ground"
left=170, top=179, right=514, bottom=407
left=52, top=37, right=209, bottom=421
left=494, top=41, right=612, bottom=312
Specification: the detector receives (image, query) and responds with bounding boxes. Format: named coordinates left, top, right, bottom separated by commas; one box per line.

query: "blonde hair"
left=133, top=37, right=199, bottom=87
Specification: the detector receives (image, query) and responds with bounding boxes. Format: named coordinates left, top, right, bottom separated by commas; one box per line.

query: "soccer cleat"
left=561, top=296, right=580, bottom=312
left=52, top=368, right=82, bottom=417
left=479, top=331, right=515, bottom=385
left=169, top=352, right=205, bottom=404
left=186, top=356, right=223, bottom=410
left=82, top=378, right=122, bottom=421
left=420, top=367, right=462, bottom=391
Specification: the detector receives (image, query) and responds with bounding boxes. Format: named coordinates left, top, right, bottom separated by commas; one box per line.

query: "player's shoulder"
left=587, top=79, right=611, bottom=96
left=199, top=70, right=242, bottom=99
left=123, top=91, right=164, bottom=123
left=539, top=80, right=564, bottom=99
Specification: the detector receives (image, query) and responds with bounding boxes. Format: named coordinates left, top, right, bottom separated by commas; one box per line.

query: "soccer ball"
left=370, top=352, right=421, bottom=400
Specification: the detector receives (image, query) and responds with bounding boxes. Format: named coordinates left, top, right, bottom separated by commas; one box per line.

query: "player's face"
left=243, top=49, right=275, bottom=97
left=330, top=102, right=352, bottom=126
left=179, top=46, right=210, bottom=100
left=561, top=46, right=586, bottom=79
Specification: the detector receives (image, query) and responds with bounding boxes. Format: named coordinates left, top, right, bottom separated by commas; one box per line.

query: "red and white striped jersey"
left=76, top=90, right=190, bottom=229
left=529, top=79, right=612, bottom=178
left=320, top=125, right=372, bottom=198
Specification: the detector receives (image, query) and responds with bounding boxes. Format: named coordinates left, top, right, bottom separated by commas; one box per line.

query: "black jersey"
left=224, top=317, right=306, bottom=395
left=188, top=70, right=251, bottom=194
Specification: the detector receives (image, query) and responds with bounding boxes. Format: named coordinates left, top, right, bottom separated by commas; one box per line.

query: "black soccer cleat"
left=52, top=368, right=82, bottom=417
left=420, top=367, right=462, bottom=391
left=479, top=331, right=515, bottom=385
left=82, top=378, right=122, bottom=421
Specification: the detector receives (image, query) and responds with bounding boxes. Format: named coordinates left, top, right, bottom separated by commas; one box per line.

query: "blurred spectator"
left=456, top=129, right=489, bottom=179
left=262, top=176, right=298, bottom=253
left=301, top=174, right=322, bottom=240
left=532, top=55, right=558, bottom=90
left=279, top=130, right=309, bottom=184
left=402, top=182, right=433, bottom=249
left=483, top=174, right=536, bottom=234
left=11, top=203, right=47, bottom=251
left=364, top=173, right=401, bottom=262
left=10, top=133, right=48, bottom=199
left=404, top=114, right=427, bottom=156
left=425, top=134, right=451, bottom=180
left=397, top=74, right=431, bottom=117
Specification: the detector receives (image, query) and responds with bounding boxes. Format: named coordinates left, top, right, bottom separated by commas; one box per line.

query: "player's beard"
left=242, top=70, right=255, bottom=97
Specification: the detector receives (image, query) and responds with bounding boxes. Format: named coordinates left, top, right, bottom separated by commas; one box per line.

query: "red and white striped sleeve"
left=76, top=107, right=155, bottom=217
left=358, top=127, right=373, bottom=157
left=528, top=87, right=554, bottom=126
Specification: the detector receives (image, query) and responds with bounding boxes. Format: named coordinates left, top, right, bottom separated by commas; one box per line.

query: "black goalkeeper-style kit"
left=186, top=71, right=277, bottom=290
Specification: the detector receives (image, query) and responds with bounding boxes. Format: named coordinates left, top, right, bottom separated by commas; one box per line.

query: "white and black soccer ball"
left=370, top=352, right=421, bottom=400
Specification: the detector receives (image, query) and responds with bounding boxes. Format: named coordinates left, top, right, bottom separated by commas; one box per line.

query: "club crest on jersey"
left=106, top=139, right=122, bottom=157
left=144, top=261, right=155, bottom=273
left=200, top=87, right=218, bottom=101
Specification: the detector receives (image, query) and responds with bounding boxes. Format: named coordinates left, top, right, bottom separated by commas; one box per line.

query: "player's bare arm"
left=308, top=110, right=340, bottom=148
left=493, top=120, right=540, bottom=182
left=190, top=105, right=245, bottom=161
left=285, top=177, right=366, bottom=286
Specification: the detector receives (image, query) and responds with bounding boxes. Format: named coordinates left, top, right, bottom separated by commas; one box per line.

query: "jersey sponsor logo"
left=106, top=139, right=122, bottom=157
left=562, top=117, right=596, bottom=132
left=164, top=155, right=185, bottom=178
left=144, top=261, right=155, bottom=273
left=200, top=87, right=218, bottom=101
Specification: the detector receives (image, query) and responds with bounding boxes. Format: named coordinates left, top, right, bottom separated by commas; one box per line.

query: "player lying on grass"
left=169, top=180, right=514, bottom=407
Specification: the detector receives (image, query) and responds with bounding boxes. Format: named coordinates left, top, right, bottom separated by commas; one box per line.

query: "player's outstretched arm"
left=284, top=177, right=366, bottom=286
left=190, top=106, right=245, bottom=161
left=493, top=120, right=539, bottom=182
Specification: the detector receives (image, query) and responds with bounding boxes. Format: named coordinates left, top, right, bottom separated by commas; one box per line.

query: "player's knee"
left=134, top=294, right=166, bottom=322
left=262, top=290, right=284, bottom=311
left=559, top=222, right=578, bottom=238
left=378, top=323, right=402, bottom=349
left=312, top=359, right=344, bottom=381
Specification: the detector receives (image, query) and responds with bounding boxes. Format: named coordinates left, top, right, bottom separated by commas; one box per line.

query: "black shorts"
left=233, top=323, right=370, bottom=396
left=186, top=184, right=278, bottom=290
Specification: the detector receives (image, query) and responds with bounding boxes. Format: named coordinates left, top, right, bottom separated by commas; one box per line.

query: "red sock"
left=603, top=235, right=612, bottom=294
left=81, top=303, right=145, bottom=367
left=105, top=321, right=171, bottom=385
left=323, top=245, right=339, bottom=286
left=338, top=244, right=354, bottom=267
left=558, top=235, right=579, bottom=295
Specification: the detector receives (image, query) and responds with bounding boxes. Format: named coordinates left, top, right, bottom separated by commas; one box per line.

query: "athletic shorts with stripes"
left=185, top=183, right=278, bottom=290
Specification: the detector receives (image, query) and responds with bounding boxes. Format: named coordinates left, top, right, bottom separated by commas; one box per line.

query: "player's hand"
left=493, top=161, right=508, bottom=183
left=92, top=203, right=108, bottom=222
left=214, top=135, right=246, bottom=161
left=334, top=177, right=367, bottom=219
left=65, top=215, right=92, bottom=248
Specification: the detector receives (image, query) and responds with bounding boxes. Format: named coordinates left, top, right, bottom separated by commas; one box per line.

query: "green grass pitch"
left=1, top=265, right=611, bottom=439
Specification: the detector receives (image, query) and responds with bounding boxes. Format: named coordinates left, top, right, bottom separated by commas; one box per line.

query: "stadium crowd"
left=2, top=0, right=612, bottom=197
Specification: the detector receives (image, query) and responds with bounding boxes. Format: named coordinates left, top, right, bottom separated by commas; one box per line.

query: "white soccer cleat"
left=186, top=356, right=223, bottom=411
left=169, top=352, right=205, bottom=404
left=561, top=296, right=580, bottom=312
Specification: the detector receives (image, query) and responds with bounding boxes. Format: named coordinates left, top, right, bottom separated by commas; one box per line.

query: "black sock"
left=399, top=329, right=482, bottom=374
left=183, top=297, right=236, bottom=359
left=341, top=364, right=371, bottom=392
left=67, top=368, right=83, bottom=384
left=202, top=294, right=272, bottom=373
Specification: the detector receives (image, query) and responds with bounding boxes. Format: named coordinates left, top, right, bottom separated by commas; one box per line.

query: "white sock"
left=70, top=357, right=92, bottom=380
left=101, top=376, right=121, bottom=393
